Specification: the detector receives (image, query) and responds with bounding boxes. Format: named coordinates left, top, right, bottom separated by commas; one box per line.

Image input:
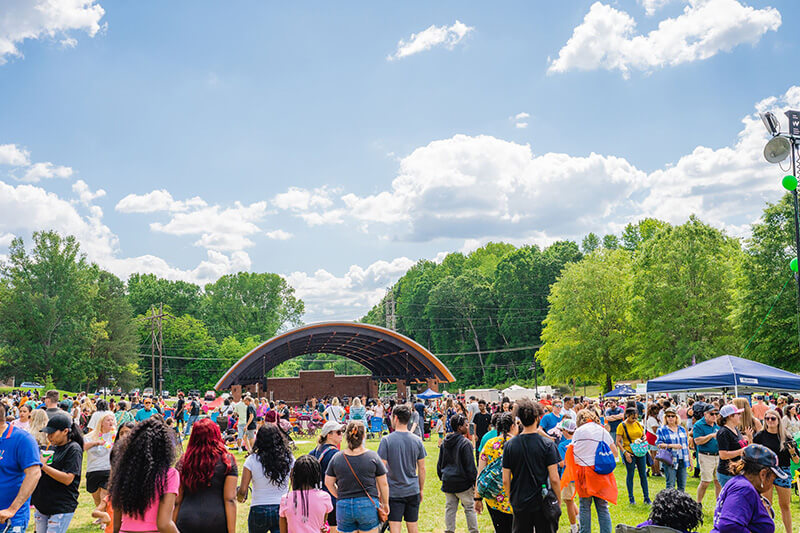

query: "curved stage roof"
left=215, top=322, right=455, bottom=390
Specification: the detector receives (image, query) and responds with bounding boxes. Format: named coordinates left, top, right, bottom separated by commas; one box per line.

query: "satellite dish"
left=764, top=136, right=791, bottom=163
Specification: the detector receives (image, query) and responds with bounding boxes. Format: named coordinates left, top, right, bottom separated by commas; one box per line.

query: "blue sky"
left=1, top=0, right=798, bottom=321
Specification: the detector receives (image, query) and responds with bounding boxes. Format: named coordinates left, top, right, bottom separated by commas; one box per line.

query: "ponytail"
left=68, top=421, right=84, bottom=448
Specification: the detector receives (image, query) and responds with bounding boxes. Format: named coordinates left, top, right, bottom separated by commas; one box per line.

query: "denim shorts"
left=248, top=504, right=280, bottom=533
left=337, top=496, right=380, bottom=533
left=774, top=466, right=792, bottom=489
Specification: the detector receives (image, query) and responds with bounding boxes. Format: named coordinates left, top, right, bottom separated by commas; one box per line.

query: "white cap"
left=320, top=420, right=345, bottom=437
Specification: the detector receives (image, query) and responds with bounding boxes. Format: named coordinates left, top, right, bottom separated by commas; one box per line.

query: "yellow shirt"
left=480, top=436, right=513, bottom=514
left=616, top=420, right=644, bottom=454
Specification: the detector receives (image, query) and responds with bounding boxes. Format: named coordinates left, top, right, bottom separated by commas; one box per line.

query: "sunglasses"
left=765, top=416, right=779, bottom=421
left=666, top=414, right=677, bottom=418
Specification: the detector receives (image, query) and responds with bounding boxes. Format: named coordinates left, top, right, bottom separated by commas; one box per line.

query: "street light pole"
left=791, top=143, right=800, bottom=305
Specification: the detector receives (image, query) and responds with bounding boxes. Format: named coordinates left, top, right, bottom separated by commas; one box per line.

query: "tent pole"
left=734, top=384, right=739, bottom=398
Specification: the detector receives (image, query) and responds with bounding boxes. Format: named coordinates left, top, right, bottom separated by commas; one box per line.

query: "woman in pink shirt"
left=280, top=455, right=333, bottom=533
left=110, top=418, right=180, bottom=533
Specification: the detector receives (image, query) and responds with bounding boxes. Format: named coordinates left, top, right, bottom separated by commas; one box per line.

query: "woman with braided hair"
left=109, top=417, right=179, bottom=533
left=475, top=412, right=518, bottom=533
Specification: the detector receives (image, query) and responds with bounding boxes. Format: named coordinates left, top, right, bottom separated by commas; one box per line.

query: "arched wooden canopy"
left=215, top=322, right=455, bottom=390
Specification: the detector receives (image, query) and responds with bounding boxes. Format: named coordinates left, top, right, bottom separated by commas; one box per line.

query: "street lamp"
left=760, top=110, right=800, bottom=308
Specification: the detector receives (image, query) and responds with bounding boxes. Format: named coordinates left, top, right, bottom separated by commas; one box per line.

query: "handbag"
left=655, top=447, right=674, bottom=467
left=342, top=453, right=389, bottom=523
left=623, top=423, right=648, bottom=458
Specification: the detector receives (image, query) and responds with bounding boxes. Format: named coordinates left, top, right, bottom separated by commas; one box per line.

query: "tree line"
left=362, top=194, right=800, bottom=392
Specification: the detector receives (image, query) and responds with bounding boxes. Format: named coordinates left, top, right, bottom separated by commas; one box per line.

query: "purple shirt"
left=711, top=475, right=775, bottom=533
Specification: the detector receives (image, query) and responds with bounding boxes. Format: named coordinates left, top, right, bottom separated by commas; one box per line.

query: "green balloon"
left=783, top=175, right=798, bottom=191
left=792, top=258, right=799, bottom=272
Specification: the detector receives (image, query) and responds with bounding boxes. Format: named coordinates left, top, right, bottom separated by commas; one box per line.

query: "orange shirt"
left=751, top=402, right=769, bottom=420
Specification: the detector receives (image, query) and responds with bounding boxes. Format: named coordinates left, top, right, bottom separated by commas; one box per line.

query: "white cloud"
left=272, top=186, right=334, bottom=211
left=72, top=179, right=105, bottom=205
left=20, top=162, right=73, bottom=182
left=515, top=122, right=528, bottom=129
left=548, top=0, right=781, bottom=77
left=639, top=0, right=677, bottom=16
left=387, top=20, right=474, bottom=61
left=510, top=112, right=530, bottom=129
left=0, top=0, right=106, bottom=65
left=284, top=257, right=416, bottom=322
left=514, top=112, right=530, bottom=120
left=0, top=144, right=30, bottom=166
left=265, top=229, right=293, bottom=240
left=150, top=201, right=270, bottom=252
left=0, top=232, right=15, bottom=247
left=115, top=190, right=207, bottom=213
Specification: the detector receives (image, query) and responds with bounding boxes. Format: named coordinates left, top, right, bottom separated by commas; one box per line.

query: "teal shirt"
left=480, top=429, right=498, bottom=452
left=135, top=407, right=158, bottom=421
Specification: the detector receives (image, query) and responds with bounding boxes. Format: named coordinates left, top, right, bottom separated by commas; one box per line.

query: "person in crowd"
left=84, top=412, right=115, bottom=525
left=173, top=392, right=186, bottom=434
left=540, top=400, right=564, bottom=434
left=717, top=404, right=747, bottom=488
left=43, top=390, right=64, bottom=420
left=472, top=400, right=492, bottom=462
left=28, top=408, right=50, bottom=448
left=0, top=401, right=42, bottom=533
left=438, top=414, right=478, bottom=533
left=110, top=417, right=179, bottom=533
left=350, top=397, right=367, bottom=421
left=564, top=397, right=578, bottom=422
left=616, top=407, right=650, bottom=504
left=377, top=404, right=426, bottom=533
left=656, top=406, right=691, bottom=492
left=753, top=409, right=794, bottom=533
left=115, top=401, right=135, bottom=426
left=733, top=397, right=762, bottom=438
left=557, top=419, right=579, bottom=533
left=31, top=414, right=83, bottom=533
left=325, top=397, right=345, bottom=424
left=280, top=455, right=333, bottom=533
left=635, top=488, right=703, bottom=533
left=476, top=412, right=517, bottom=533
left=500, top=399, right=560, bottom=533
left=782, top=404, right=800, bottom=436
left=135, top=397, right=159, bottom=422
left=234, top=395, right=249, bottom=451
left=562, top=409, right=618, bottom=533
left=325, top=422, right=389, bottom=533
left=238, top=424, right=294, bottom=533
left=242, top=395, right=257, bottom=451
left=70, top=400, right=80, bottom=421
left=604, top=399, right=624, bottom=437
left=692, top=403, right=721, bottom=502
left=751, top=396, right=769, bottom=421
left=87, top=399, right=113, bottom=432
left=311, top=420, right=345, bottom=533
left=175, top=419, right=237, bottom=533
left=184, top=394, right=202, bottom=437
left=479, top=413, right=501, bottom=453
left=710, top=443, right=784, bottom=533
left=11, top=403, right=32, bottom=431
left=645, top=404, right=662, bottom=477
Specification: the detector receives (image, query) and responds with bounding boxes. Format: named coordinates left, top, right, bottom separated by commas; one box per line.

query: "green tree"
left=735, top=193, right=800, bottom=370
left=538, top=248, right=634, bottom=392
left=621, top=218, right=671, bottom=251
left=602, top=234, right=620, bottom=249
left=631, top=216, right=741, bottom=375
left=203, top=272, right=304, bottom=341
left=127, top=273, right=202, bottom=317
left=582, top=233, right=600, bottom=253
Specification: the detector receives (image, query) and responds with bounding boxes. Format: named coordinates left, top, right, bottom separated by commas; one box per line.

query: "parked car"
left=143, top=387, right=154, bottom=397
left=95, top=388, right=111, bottom=395
left=111, top=387, right=123, bottom=395
left=19, top=382, right=44, bottom=389
left=161, top=390, right=170, bottom=399
left=189, top=389, right=201, bottom=397
left=204, top=390, right=216, bottom=401
left=128, top=388, right=141, bottom=396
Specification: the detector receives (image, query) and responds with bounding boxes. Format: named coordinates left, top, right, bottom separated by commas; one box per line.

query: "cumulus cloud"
left=272, top=186, right=334, bottom=211
left=72, top=179, right=105, bottom=205
left=639, top=0, right=677, bottom=16
left=284, top=257, right=416, bottom=322
left=0, top=144, right=30, bottom=166
left=265, top=229, right=293, bottom=240
left=511, top=112, right=529, bottom=129
left=388, top=20, right=473, bottom=61
left=115, top=190, right=207, bottom=213
left=548, top=0, right=781, bottom=77
left=19, top=161, right=73, bottom=183
left=0, top=0, right=106, bottom=65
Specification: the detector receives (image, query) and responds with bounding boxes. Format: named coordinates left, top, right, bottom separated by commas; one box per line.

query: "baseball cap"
left=559, top=419, right=577, bottom=433
left=320, top=420, right=345, bottom=437
left=744, top=444, right=788, bottom=479
left=719, top=404, right=744, bottom=418
left=41, top=414, right=72, bottom=434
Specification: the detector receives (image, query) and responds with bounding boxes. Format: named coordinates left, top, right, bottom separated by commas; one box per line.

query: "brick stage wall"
left=243, top=370, right=379, bottom=404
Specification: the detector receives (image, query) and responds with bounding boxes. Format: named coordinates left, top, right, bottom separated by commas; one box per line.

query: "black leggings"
left=512, top=509, right=555, bottom=533
left=487, top=506, right=513, bottom=533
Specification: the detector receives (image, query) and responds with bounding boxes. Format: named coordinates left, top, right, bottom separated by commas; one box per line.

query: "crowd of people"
left=1, top=387, right=799, bottom=533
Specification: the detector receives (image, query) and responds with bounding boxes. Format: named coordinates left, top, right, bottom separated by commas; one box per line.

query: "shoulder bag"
left=342, top=453, right=389, bottom=524
left=623, top=423, right=648, bottom=458
left=520, top=436, right=561, bottom=529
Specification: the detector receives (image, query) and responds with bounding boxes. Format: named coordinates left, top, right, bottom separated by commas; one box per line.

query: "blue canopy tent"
left=604, top=384, right=637, bottom=398
left=646, top=355, right=800, bottom=395
left=417, top=388, right=443, bottom=399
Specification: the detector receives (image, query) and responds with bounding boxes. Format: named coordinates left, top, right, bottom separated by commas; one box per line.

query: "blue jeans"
left=624, top=453, right=650, bottom=502
left=718, top=472, right=734, bottom=488
left=248, top=504, right=280, bottom=533
left=664, top=459, right=687, bottom=491
left=579, top=496, right=612, bottom=533
left=184, top=414, right=198, bottom=436
left=34, top=511, right=74, bottom=533
left=337, top=496, right=381, bottom=533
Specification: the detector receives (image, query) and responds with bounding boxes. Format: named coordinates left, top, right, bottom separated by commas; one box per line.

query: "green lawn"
left=28, top=438, right=800, bottom=532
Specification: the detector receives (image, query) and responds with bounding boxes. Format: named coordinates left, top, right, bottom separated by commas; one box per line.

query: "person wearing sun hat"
left=717, top=403, right=747, bottom=488
left=310, top=420, right=345, bottom=532
left=710, top=443, right=785, bottom=533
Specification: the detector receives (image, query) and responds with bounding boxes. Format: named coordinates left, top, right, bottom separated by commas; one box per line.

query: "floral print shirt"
left=480, top=436, right=512, bottom=514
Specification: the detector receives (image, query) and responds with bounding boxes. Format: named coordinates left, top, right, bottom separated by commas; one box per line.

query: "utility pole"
left=384, top=288, right=396, bottom=331
left=142, top=303, right=173, bottom=398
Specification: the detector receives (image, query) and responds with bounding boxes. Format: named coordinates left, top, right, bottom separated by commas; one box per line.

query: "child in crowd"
left=279, top=455, right=333, bottom=533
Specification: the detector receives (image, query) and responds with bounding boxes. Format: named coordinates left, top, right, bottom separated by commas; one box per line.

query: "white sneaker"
left=570, top=524, right=579, bottom=533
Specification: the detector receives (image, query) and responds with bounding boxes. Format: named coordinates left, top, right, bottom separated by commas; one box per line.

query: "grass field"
left=23, top=437, right=800, bottom=533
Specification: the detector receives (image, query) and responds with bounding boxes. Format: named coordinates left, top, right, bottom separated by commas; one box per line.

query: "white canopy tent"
left=502, top=384, right=540, bottom=401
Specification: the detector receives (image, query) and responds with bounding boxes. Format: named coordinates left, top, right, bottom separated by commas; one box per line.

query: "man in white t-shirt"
left=234, top=396, right=249, bottom=450
left=563, top=397, right=578, bottom=422
left=466, top=396, right=479, bottom=440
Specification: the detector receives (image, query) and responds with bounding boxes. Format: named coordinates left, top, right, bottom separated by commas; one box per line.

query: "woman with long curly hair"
left=174, top=418, right=237, bottom=533
left=237, top=424, right=294, bottom=533
left=109, top=417, right=179, bottom=533
left=637, top=488, right=703, bottom=533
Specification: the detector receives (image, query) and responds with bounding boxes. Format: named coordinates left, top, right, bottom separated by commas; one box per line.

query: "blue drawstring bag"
left=594, top=440, right=617, bottom=474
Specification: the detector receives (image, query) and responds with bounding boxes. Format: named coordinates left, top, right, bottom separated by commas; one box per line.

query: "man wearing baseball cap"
left=717, top=403, right=746, bottom=488
left=711, top=443, right=787, bottom=533
left=693, top=404, right=721, bottom=502
left=310, top=420, right=345, bottom=530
